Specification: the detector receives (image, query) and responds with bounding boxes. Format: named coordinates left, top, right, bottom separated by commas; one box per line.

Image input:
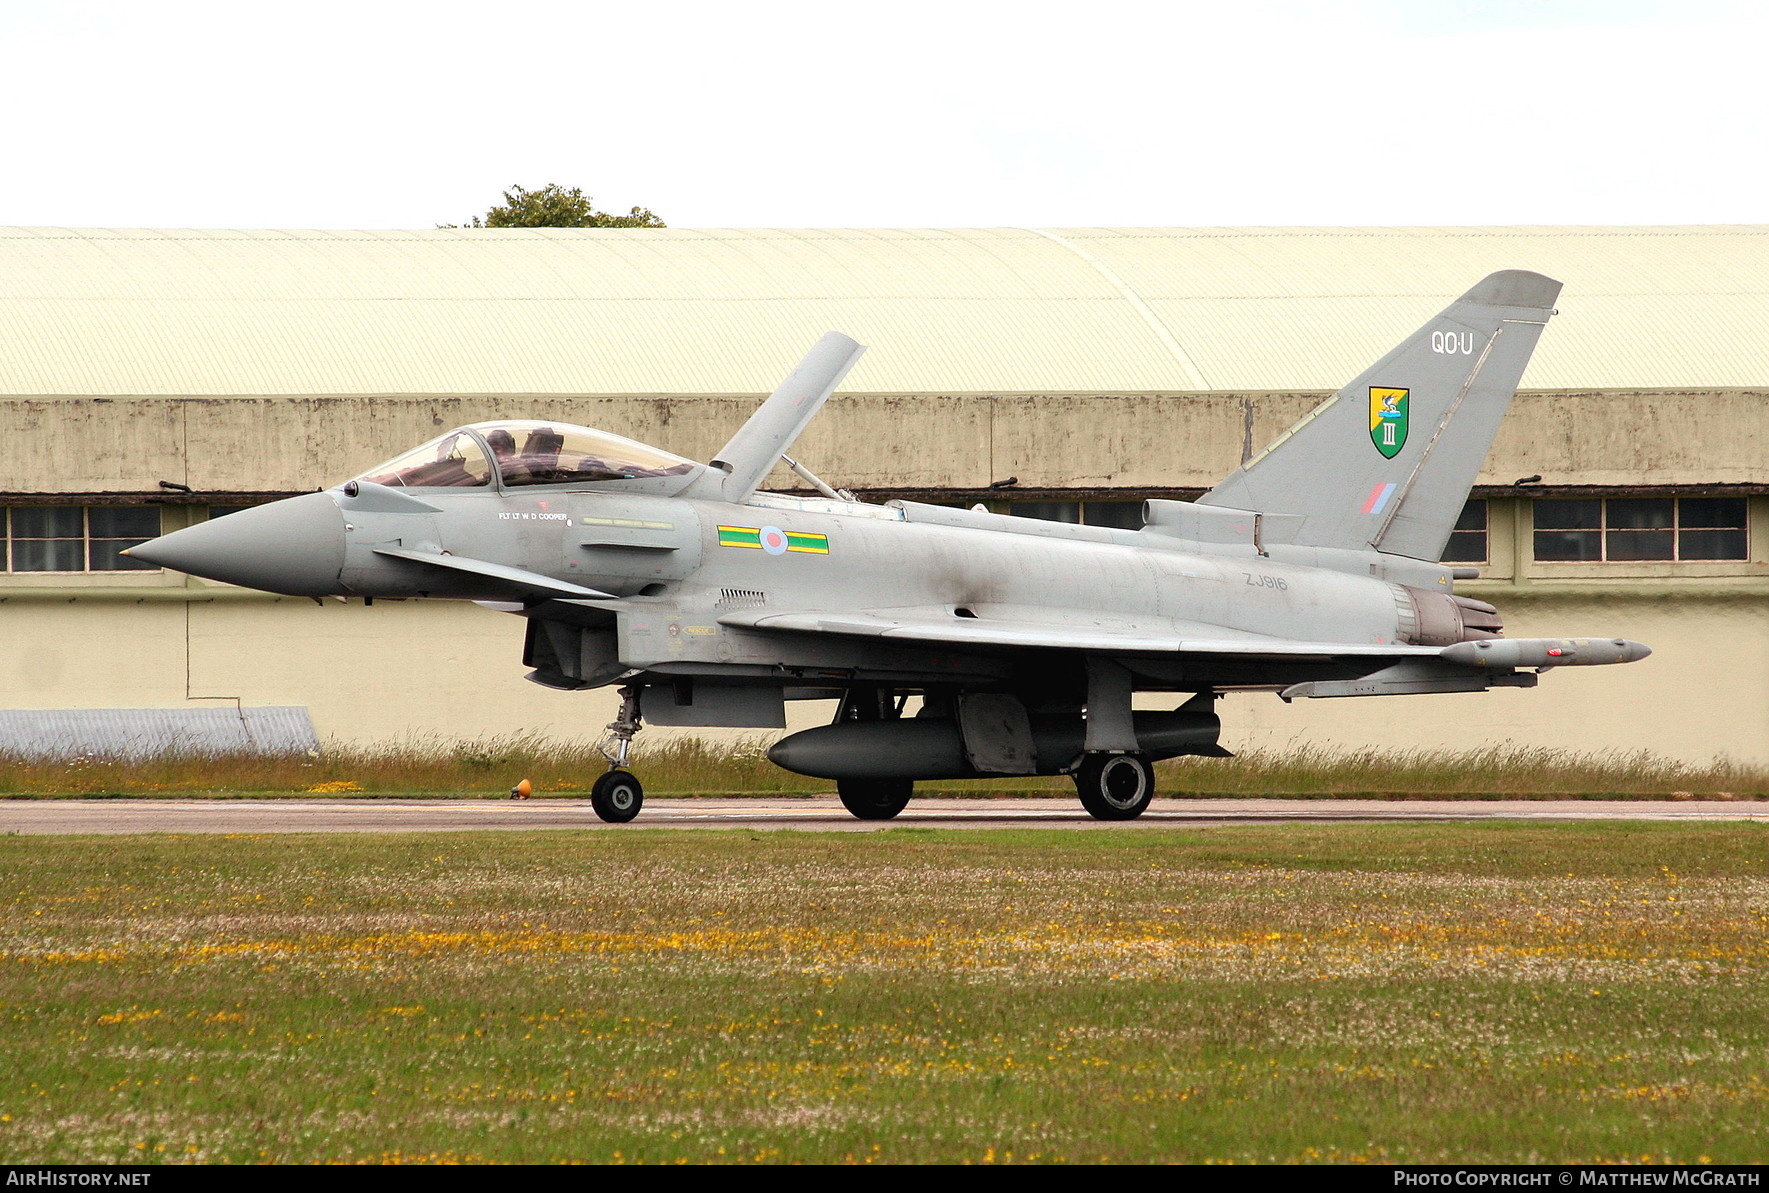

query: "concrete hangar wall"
left=0, top=224, right=1765, bottom=764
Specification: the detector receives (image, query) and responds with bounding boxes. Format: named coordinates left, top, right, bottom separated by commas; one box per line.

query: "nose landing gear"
left=591, top=685, right=645, bottom=823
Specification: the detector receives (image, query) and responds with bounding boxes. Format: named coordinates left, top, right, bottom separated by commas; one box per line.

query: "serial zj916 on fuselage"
left=130, top=271, right=1650, bottom=823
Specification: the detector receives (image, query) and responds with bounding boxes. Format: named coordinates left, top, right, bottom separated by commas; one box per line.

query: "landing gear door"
left=958, top=694, right=1038, bottom=775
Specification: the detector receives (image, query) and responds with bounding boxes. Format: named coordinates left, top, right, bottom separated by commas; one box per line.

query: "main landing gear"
left=591, top=685, right=645, bottom=823
left=832, top=688, right=914, bottom=821
left=837, top=778, right=913, bottom=820
left=1073, top=752, right=1155, bottom=821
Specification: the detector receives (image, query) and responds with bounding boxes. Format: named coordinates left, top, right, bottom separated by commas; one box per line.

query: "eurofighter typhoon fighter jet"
left=130, top=271, right=1649, bottom=823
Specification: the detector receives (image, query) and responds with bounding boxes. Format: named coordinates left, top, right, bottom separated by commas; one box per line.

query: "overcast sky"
left=0, top=0, right=1762, bottom=230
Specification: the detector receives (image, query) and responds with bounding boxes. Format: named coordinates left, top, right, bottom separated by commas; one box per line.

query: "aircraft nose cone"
left=127, top=492, right=347, bottom=596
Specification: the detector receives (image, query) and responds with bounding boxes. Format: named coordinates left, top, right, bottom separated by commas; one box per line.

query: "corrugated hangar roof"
left=0, top=225, right=1764, bottom=396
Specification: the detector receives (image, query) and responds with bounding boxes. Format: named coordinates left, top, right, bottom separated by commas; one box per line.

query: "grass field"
left=3, top=736, right=1765, bottom=799
left=3, top=824, right=1768, bottom=1164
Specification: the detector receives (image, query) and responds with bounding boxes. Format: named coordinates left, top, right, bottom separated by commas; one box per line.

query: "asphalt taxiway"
left=3, top=796, right=1766, bottom=835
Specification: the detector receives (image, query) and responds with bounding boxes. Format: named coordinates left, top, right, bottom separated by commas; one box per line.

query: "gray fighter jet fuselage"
left=131, top=270, right=1650, bottom=823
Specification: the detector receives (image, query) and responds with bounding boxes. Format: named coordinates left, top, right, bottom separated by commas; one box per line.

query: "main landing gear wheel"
left=837, top=778, right=913, bottom=820
left=1074, top=753, right=1155, bottom=821
left=590, top=769, right=644, bottom=823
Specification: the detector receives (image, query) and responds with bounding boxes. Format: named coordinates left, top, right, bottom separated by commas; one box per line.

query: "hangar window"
left=6, top=506, right=160, bottom=572
left=1010, top=501, right=1080, bottom=524
left=1010, top=501, right=1145, bottom=529
left=1083, top=502, right=1145, bottom=530
left=1534, top=497, right=1747, bottom=562
left=1440, top=500, right=1488, bottom=563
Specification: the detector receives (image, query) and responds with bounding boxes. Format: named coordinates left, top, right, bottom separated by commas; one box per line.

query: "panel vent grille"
left=718, top=588, right=767, bottom=609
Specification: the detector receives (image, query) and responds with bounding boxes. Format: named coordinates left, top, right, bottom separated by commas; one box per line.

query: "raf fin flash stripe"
left=718, top=526, right=830, bottom=554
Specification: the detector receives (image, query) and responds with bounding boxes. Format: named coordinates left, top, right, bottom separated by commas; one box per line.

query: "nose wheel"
left=591, top=686, right=646, bottom=823
left=590, top=769, right=644, bottom=823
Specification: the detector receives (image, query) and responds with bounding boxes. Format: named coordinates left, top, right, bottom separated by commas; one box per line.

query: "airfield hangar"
left=0, top=224, right=1763, bottom=764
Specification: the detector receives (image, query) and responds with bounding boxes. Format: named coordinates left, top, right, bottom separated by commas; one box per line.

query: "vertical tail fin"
left=1199, top=271, right=1561, bottom=561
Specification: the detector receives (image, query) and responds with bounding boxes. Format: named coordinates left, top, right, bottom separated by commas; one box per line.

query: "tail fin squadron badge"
left=1369, top=387, right=1409, bottom=458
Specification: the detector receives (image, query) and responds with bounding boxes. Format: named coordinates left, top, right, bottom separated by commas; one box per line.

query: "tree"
left=451, top=183, right=665, bottom=229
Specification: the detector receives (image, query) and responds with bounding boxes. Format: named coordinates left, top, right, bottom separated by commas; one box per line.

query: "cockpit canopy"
left=356, top=421, right=699, bottom=490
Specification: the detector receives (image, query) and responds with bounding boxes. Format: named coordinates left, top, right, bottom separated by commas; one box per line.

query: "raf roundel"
left=758, top=525, right=789, bottom=555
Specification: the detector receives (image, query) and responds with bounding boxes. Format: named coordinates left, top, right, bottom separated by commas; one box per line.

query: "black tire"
left=1074, top=753, right=1154, bottom=821
left=590, top=769, right=644, bottom=823
left=837, top=778, right=913, bottom=820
